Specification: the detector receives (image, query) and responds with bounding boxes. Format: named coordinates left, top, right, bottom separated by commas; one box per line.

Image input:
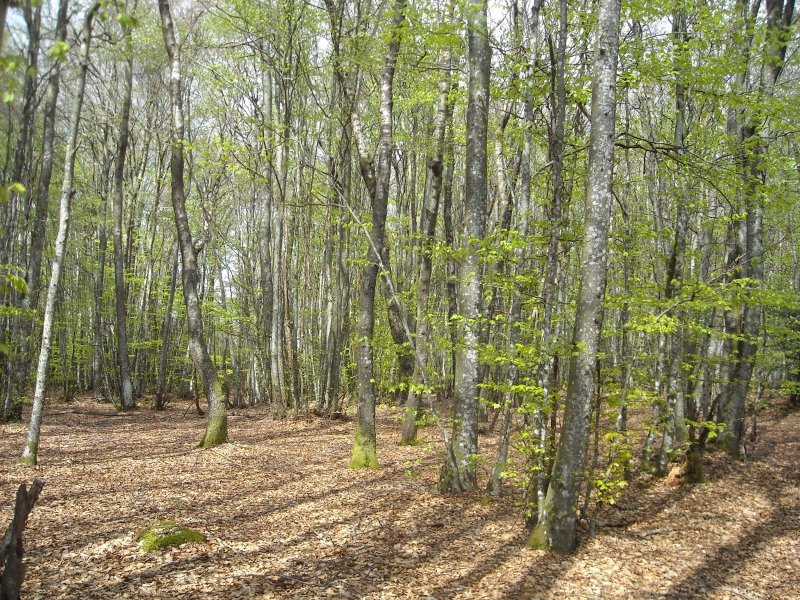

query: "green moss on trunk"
left=137, top=521, right=204, bottom=552
left=350, top=427, right=379, bottom=469
left=527, top=524, right=550, bottom=550
left=19, top=441, right=38, bottom=467
left=199, top=412, right=228, bottom=449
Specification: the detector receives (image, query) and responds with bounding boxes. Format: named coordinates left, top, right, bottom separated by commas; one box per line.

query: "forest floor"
left=1, top=396, right=799, bottom=599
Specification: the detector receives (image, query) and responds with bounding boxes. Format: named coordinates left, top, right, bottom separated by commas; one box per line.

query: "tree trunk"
left=439, top=0, right=490, bottom=493
left=21, top=2, right=100, bottom=467
left=3, top=0, right=67, bottom=423
left=155, top=247, right=179, bottom=411
left=327, top=0, right=407, bottom=468
left=400, top=15, right=454, bottom=445
left=725, top=0, right=794, bottom=456
left=113, top=24, right=135, bottom=411
left=0, top=479, right=44, bottom=600
left=159, top=0, right=227, bottom=448
left=529, top=0, right=620, bottom=552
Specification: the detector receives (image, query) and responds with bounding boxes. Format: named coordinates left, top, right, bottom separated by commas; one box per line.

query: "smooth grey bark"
left=323, top=0, right=406, bottom=468
left=159, top=0, right=227, bottom=448
left=112, top=24, right=135, bottom=411
left=529, top=0, right=620, bottom=552
left=532, top=0, right=565, bottom=516
left=21, top=2, right=100, bottom=466
left=3, top=0, right=67, bottom=422
left=725, top=0, right=794, bottom=456
left=439, top=0, right=490, bottom=493
left=400, top=20, right=454, bottom=445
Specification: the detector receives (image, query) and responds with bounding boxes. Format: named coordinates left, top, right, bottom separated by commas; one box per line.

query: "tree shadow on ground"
left=653, top=495, right=799, bottom=599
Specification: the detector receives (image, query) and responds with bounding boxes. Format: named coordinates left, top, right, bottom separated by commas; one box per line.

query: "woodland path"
left=2, top=397, right=798, bottom=599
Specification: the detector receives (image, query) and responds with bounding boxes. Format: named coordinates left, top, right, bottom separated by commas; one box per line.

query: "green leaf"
left=48, top=40, right=69, bottom=63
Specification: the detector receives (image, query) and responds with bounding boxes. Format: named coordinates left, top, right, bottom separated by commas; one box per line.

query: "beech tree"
left=21, top=1, right=101, bottom=466
left=439, top=0, right=490, bottom=493
left=529, top=0, right=621, bottom=552
left=159, top=0, right=227, bottom=448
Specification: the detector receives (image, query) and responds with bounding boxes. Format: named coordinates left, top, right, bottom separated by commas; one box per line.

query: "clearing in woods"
left=1, top=397, right=799, bottom=599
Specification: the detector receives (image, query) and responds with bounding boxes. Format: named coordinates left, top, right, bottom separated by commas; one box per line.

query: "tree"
left=324, top=0, right=408, bottom=468
left=112, top=15, right=135, bottom=411
left=159, top=0, right=227, bottom=448
left=529, top=0, right=621, bottom=551
left=21, top=1, right=101, bottom=466
left=724, top=0, right=795, bottom=457
left=400, top=1, right=455, bottom=446
left=3, top=0, right=66, bottom=422
left=439, top=0, right=490, bottom=493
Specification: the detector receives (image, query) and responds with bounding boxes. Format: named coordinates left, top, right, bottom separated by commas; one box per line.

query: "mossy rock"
left=136, top=520, right=205, bottom=552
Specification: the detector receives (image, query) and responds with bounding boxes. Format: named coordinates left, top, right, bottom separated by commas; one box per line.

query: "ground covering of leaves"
left=2, top=397, right=798, bottom=599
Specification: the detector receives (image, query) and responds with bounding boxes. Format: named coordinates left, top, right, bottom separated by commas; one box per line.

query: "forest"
left=1, top=0, right=799, bottom=597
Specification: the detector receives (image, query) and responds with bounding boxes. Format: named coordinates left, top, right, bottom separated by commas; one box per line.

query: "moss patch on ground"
left=136, top=520, right=205, bottom=552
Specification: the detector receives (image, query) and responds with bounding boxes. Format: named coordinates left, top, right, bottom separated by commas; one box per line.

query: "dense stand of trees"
left=0, top=0, right=798, bottom=552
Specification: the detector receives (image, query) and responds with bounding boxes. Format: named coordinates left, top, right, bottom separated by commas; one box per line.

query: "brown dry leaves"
left=2, top=399, right=799, bottom=599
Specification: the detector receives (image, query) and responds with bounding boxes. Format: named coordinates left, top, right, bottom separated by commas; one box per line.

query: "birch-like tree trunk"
left=528, top=0, right=620, bottom=551
left=159, top=0, right=228, bottom=448
left=21, top=2, right=100, bottom=466
left=439, top=0, right=490, bottom=493
left=3, top=0, right=67, bottom=422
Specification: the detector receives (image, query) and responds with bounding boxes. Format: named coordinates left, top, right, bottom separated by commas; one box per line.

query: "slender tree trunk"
left=529, top=0, right=620, bottom=551
left=400, top=18, right=454, bottom=445
left=155, top=246, right=179, bottom=411
left=3, top=0, right=67, bottom=422
left=113, top=24, right=135, bottom=411
left=725, top=0, right=794, bottom=456
left=159, top=0, right=227, bottom=447
left=91, top=217, right=108, bottom=400
left=439, top=0, right=490, bottom=493
left=648, top=4, right=692, bottom=474
left=532, top=0, right=564, bottom=517
left=488, top=0, right=543, bottom=499
left=329, top=0, right=407, bottom=468
left=21, top=2, right=100, bottom=466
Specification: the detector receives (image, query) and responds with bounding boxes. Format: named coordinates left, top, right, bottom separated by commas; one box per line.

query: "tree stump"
left=0, top=480, right=44, bottom=600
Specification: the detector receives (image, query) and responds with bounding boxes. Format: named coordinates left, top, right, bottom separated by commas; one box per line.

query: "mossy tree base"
left=19, top=442, right=38, bottom=467
left=199, top=414, right=228, bottom=449
left=136, top=521, right=204, bottom=552
left=527, top=524, right=550, bottom=550
left=350, top=430, right=379, bottom=469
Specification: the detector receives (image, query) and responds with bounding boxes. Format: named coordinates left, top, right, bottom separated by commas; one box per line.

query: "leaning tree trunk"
left=112, top=23, right=135, bottom=411
left=159, top=0, right=227, bottom=448
left=528, top=0, right=620, bottom=552
left=21, top=2, right=100, bottom=466
left=439, top=0, right=490, bottom=494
